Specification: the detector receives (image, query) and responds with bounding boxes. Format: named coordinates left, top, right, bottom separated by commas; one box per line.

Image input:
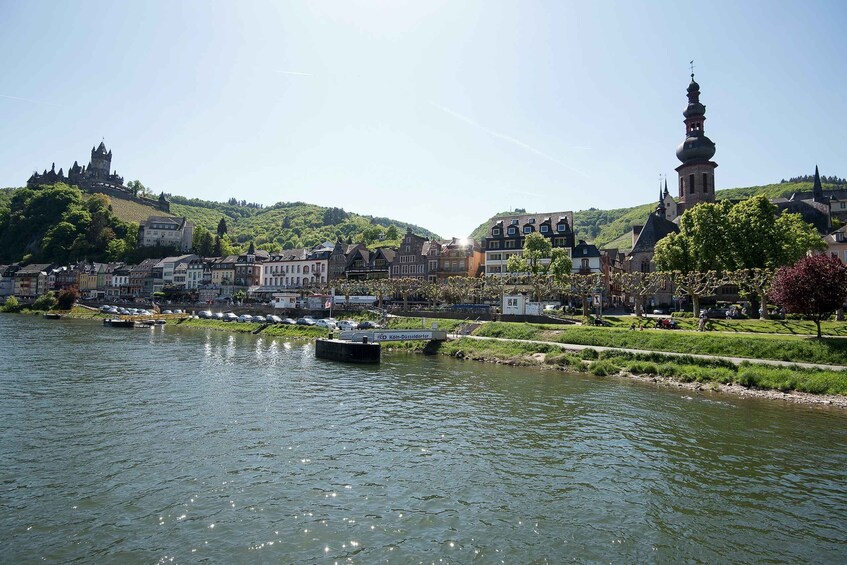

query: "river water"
left=1, top=315, right=846, bottom=563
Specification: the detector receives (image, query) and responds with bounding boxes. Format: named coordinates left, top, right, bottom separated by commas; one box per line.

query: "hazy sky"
left=1, top=0, right=845, bottom=238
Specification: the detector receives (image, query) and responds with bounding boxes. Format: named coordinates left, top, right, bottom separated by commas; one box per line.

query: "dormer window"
left=523, top=226, right=533, bottom=234
left=492, top=228, right=501, bottom=236
left=528, top=218, right=535, bottom=224
left=557, top=224, right=566, bottom=232
left=540, top=225, right=549, bottom=233
left=511, top=219, right=519, bottom=225
left=508, top=227, right=517, bottom=235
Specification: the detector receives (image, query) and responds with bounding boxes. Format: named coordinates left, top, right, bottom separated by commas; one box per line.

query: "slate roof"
left=630, top=213, right=679, bottom=255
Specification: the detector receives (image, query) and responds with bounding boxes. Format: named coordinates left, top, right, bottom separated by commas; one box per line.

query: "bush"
left=1, top=296, right=21, bottom=313
left=579, top=348, right=599, bottom=360
left=589, top=359, right=619, bottom=376
left=673, top=312, right=693, bottom=318
left=626, top=361, right=658, bottom=375
left=31, top=292, right=58, bottom=311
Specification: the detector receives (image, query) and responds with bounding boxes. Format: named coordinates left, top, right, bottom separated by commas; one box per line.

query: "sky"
left=1, top=0, right=845, bottom=239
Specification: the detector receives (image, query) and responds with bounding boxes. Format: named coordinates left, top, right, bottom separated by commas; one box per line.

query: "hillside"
left=470, top=181, right=843, bottom=252
left=166, top=195, right=440, bottom=253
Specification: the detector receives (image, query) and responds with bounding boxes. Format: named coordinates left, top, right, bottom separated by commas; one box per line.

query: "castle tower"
left=675, top=69, right=717, bottom=212
left=89, top=141, right=112, bottom=178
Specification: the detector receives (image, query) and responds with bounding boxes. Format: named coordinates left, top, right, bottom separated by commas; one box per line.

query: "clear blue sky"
left=1, top=0, right=845, bottom=239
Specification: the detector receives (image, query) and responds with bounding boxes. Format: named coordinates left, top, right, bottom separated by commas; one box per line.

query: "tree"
left=724, top=196, right=825, bottom=317
left=56, top=287, right=80, bottom=310
left=385, top=225, right=399, bottom=241
left=392, top=277, right=422, bottom=310
left=505, top=233, right=573, bottom=302
left=569, top=273, right=602, bottom=318
left=217, top=217, right=228, bottom=237
left=770, top=254, right=847, bottom=338
left=654, top=202, right=731, bottom=316
left=1, top=296, right=20, bottom=313
left=613, top=271, right=665, bottom=317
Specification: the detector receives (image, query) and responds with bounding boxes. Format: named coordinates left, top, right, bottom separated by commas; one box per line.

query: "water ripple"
left=1, top=316, right=847, bottom=562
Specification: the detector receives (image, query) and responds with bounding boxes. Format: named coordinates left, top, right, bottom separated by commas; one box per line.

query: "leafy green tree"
left=505, top=233, right=573, bottom=302
left=217, top=217, right=228, bottom=237
left=32, top=292, right=58, bottom=311
left=724, top=196, right=825, bottom=317
left=385, top=225, right=399, bottom=241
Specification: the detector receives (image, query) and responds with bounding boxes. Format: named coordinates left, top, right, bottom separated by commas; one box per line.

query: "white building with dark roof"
left=138, top=216, right=195, bottom=252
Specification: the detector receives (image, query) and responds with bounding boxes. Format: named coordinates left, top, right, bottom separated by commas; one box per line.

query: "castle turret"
left=675, top=68, right=717, bottom=212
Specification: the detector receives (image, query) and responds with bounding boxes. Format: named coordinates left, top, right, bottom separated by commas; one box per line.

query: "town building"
left=260, top=246, right=331, bottom=290
left=138, top=216, right=195, bottom=252
left=390, top=228, right=432, bottom=280
left=674, top=72, right=717, bottom=216
left=435, top=237, right=483, bottom=281
left=482, top=212, right=575, bottom=276
left=13, top=264, right=53, bottom=297
left=573, top=240, right=602, bottom=274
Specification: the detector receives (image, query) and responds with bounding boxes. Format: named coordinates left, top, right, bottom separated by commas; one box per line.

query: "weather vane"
left=690, top=60, right=695, bottom=78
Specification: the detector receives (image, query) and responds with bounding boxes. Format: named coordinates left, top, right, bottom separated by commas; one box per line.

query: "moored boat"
left=103, top=318, right=135, bottom=328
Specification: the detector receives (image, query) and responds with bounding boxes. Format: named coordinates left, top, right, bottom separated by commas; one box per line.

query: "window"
left=540, top=225, right=549, bottom=233
left=492, top=228, right=501, bottom=236
left=508, top=227, right=517, bottom=235
left=505, top=241, right=515, bottom=249
left=557, top=224, right=566, bottom=232
left=703, top=172, right=708, bottom=193
left=489, top=240, right=500, bottom=249
left=528, top=218, right=535, bottom=224
left=511, top=219, right=519, bottom=225
left=581, top=258, right=589, bottom=269
left=523, top=226, right=532, bottom=234
left=689, top=174, right=695, bottom=194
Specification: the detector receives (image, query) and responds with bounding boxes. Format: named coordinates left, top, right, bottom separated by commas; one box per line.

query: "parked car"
left=222, top=312, right=238, bottom=322
left=212, top=312, right=224, bottom=320
left=198, top=310, right=213, bottom=319
left=357, top=320, right=381, bottom=329
left=316, top=319, right=337, bottom=330
left=281, top=318, right=297, bottom=325
left=266, top=315, right=282, bottom=324
left=338, top=320, right=358, bottom=330
left=162, top=310, right=173, bottom=315
left=237, top=314, right=254, bottom=323
left=296, top=317, right=316, bottom=326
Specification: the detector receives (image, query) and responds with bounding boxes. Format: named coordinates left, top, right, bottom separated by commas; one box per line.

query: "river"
left=1, top=315, right=846, bottom=563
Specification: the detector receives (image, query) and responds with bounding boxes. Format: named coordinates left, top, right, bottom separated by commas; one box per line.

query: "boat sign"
left=338, top=330, right=448, bottom=342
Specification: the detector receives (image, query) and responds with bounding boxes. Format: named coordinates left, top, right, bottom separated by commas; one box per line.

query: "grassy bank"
left=474, top=322, right=847, bottom=366
left=433, top=338, right=847, bottom=396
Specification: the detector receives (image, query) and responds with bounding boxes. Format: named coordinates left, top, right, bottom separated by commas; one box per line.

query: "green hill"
left=166, top=195, right=439, bottom=253
left=470, top=181, right=843, bottom=252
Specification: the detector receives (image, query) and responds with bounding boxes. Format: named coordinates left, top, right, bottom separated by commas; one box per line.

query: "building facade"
left=139, top=216, right=195, bottom=252
left=482, top=212, right=575, bottom=276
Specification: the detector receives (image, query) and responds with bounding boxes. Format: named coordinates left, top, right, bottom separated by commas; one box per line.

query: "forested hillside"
left=166, top=194, right=439, bottom=254
left=0, top=183, right=441, bottom=264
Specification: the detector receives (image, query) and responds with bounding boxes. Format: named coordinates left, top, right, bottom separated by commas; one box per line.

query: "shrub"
left=579, top=348, right=599, bottom=360
left=31, top=292, right=58, bottom=311
left=626, top=361, right=658, bottom=375
left=589, top=359, right=619, bottom=376
left=1, top=296, right=21, bottom=313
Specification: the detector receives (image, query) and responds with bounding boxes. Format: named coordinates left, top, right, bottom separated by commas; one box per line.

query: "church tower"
left=675, top=69, right=717, bottom=212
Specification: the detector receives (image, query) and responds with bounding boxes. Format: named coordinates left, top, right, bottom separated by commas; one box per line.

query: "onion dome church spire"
left=675, top=62, right=718, bottom=212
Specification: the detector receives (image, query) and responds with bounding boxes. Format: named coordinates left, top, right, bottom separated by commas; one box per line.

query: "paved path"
left=448, top=333, right=847, bottom=372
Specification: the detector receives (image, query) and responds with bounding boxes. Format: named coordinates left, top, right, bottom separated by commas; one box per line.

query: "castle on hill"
left=27, top=141, right=170, bottom=213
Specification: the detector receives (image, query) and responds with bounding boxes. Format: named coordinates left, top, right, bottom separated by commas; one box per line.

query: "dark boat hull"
left=315, top=338, right=381, bottom=364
